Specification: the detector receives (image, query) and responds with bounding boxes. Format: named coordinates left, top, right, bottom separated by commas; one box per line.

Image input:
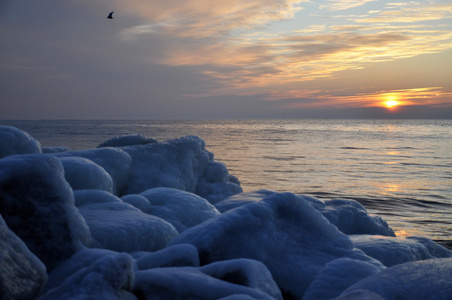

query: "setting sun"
left=384, top=100, right=400, bottom=108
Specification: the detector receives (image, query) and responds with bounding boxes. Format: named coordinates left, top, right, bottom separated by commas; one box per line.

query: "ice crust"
left=1, top=126, right=452, bottom=300
left=0, top=215, right=47, bottom=300
left=0, top=126, right=41, bottom=159
left=170, top=192, right=386, bottom=299
left=0, top=153, right=91, bottom=271
left=138, top=187, right=221, bottom=232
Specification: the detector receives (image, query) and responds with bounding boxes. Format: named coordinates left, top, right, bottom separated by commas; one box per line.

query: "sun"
left=382, top=95, right=401, bottom=109
left=384, top=100, right=400, bottom=108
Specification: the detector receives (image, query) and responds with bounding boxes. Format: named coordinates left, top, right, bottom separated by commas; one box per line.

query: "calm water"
left=3, top=119, right=452, bottom=248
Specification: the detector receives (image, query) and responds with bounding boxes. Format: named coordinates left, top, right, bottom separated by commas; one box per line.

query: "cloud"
left=320, top=0, right=378, bottom=11
left=356, top=2, right=452, bottom=23
left=118, top=0, right=304, bottom=39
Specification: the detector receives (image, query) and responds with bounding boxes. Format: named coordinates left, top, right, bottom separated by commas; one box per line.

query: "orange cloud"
left=114, top=0, right=452, bottom=102
left=278, top=87, right=452, bottom=110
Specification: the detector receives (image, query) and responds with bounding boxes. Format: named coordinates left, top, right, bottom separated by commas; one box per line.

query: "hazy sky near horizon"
left=1, top=0, right=451, bottom=119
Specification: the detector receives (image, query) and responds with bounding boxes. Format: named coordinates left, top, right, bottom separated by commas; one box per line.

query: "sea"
left=3, top=119, right=452, bottom=248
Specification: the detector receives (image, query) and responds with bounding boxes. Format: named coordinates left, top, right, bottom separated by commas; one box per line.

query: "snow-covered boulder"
left=139, top=187, right=221, bottom=232
left=43, top=248, right=119, bottom=293
left=77, top=193, right=178, bottom=252
left=350, top=234, right=452, bottom=267
left=318, top=198, right=396, bottom=236
left=0, top=154, right=91, bottom=271
left=303, top=258, right=383, bottom=300
left=38, top=252, right=135, bottom=300
left=0, top=215, right=47, bottom=300
left=59, top=157, right=114, bottom=193
left=55, top=147, right=132, bottom=195
left=74, top=189, right=122, bottom=207
left=133, top=259, right=282, bottom=300
left=0, top=126, right=41, bottom=158
left=215, top=189, right=276, bottom=213
left=120, top=136, right=242, bottom=201
left=135, top=244, right=200, bottom=270
left=121, top=194, right=152, bottom=213
left=338, top=258, right=452, bottom=299
left=97, top=133, right=157, bottom=148
left=170, top=192, right=384, bottom=299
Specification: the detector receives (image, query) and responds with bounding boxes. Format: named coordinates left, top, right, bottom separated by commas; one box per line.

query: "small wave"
left=340, top=146, right=368, bottom=150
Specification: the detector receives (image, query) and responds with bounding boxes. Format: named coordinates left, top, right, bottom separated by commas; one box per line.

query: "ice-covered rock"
left=135, top=244, right=200, bottom=270
left=74, top=189, right=123, bottom=207
left=120, top=136, right=242, bottom=201
left=97, top=133, right=157, bottom=148
left=215, top=189, right=276, bottom=213
left=43, top=248, right=119, bottom=293
left=121, top=194, right=152, bottom=213
left=350, top=234, right=452, bottom=267
left=56, top=147, right=132, bottom=195
left=303, top=258, right=383, bottom=300
left=38, top=252, right=136, bottom=300
left=318, top=198, right=396, bottom=236
left=0, top=215, right=47, bottom=300
left=59, top=157, right=114, bottom=193
left=0, top=154, right=91, bottom=271
left=139, top=187, right=221, bottom=232
left=133, top=259, right=281, bottom=300
left=78, top=195, right=178, bottom=252
left=0, top=126, right=41, bottom=159
left=338, top=258, right=452, bottom=299
left=170, top=192, right=384, bottom=299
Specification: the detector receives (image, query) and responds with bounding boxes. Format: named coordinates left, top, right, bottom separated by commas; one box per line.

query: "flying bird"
left=107, top=11, right=114, bottom=19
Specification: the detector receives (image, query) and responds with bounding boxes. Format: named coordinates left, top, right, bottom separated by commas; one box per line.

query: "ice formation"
left=138, top=187, right=221, bottom=232
left=0, top=126, right=41, bottom=158
left=0, top=153, right=91, bottom=271
left=76, top=190, right=178, bottom=252
left=338, top=258, right=452, bottom=299
left=60, top=157, right=114, bottom=193
left=0, top=215, right=47, bottom=300
left=1, top=125, right=451, bottom=300
left=170, top=192, right=386, bottom=299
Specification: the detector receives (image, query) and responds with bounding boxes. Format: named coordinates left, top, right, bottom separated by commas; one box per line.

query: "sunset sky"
left=1, top=0, right=451, bottom=119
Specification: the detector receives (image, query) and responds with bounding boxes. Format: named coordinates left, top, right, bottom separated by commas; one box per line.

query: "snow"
left=138, top=187, right=221, bottom=232
left=350, top=234, right=452, bottom=267
left=170, top=192, right=385, bottom=299
left=0, top=215, right=47, bottom=300
left=318, top=198, right=396, bottom=236
left=59, top=157, right=114, bottom=193
left=0, top=126, right=41, bottom=158
left=119, top=135, right=242, bottom=201
left=56, top=147, right=132, bottom=195
left=75, top=189, right=178, bottom=252
left=133, top=259, right=280, bottom=300
left=0, top=153, right=91, bottom=271
left=38, top=252, right=136, bottom=300
left=338, top=258, right=452, bottom=299
left=135, top=244, right=200, bottom=269
left=1, top=126, right=451, bottom=300
left=121, top=194, right=152, bottom=213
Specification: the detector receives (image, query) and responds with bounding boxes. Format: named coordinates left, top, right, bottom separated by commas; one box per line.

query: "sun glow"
left=384, top=100, right=400, bottom=108
left=382, top=95, right=401, bottom=110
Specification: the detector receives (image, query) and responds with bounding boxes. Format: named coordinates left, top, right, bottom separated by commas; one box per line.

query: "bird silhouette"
left=107, top=11, right=114, bottom=19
